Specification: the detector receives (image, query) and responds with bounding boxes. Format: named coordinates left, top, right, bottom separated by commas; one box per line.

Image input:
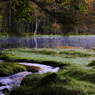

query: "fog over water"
left=0, top=36, right=95, bottom=49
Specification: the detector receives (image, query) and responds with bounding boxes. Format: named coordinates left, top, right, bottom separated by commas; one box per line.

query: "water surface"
left=0, top=36, right=95, bottom=49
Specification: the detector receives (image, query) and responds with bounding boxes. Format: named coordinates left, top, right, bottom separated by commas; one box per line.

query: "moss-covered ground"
left=0, top=48, right=95, bottom=95
left=0, top=62, right=26, bottom=77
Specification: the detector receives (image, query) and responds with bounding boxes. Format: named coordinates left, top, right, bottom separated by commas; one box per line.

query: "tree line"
left=0, top=0, right=95, bottom=36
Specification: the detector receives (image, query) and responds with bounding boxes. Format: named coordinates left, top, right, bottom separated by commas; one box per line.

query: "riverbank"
left=0, top=48, right=95, bottom=95
left=0, top=62, right=26, bottom=77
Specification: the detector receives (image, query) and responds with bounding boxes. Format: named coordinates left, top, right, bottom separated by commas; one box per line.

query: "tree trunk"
left=8, top=0, right=12, bottom=33
left=34, top=10, right=38, bottom=35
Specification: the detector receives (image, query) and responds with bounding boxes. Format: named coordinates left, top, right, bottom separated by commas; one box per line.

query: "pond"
left=0, top=35, right=95, bottom=49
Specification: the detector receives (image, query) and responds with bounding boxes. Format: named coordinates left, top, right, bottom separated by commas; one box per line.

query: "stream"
left=0, top=62, right=60, bottom=95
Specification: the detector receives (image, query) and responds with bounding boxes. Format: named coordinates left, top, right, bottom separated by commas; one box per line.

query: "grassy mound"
left=0, top=48, right=95, bottom=95
left=0, top=62, right=26, bottom=76
left=59, top=66, right=95, bottom=83
left=88, top=60, right=95, bottom=66
left=9, top=72, right=95, bottom=95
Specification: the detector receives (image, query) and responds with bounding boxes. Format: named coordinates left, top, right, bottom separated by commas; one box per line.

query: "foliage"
left=9, top=0, right=90, bottom=32
left=31, top=0, right=90, bottom=32
left=0, top=0, right=94, bottom=35
left=11, top=0, right=34, bottom=22
left=0, top=15, right=3, bottom=31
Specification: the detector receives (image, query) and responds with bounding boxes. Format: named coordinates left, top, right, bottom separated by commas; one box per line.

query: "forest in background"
left=0, top=0, right=95, bottom=36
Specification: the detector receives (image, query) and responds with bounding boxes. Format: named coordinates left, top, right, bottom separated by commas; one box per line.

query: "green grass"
left=88, top=60, right=95, bottom=66
left=59, top=50, right=92, bottom=57
left=0, top=62, right=26, bottom=76
left=1, top=48, right=95, bottom=95
left=9, top=72, right=95, bottom=95
left=0, top=48, right=94, bottom=63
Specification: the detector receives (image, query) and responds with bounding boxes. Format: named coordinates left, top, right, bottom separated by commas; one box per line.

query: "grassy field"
left=0, top=48, right=95, bottom=95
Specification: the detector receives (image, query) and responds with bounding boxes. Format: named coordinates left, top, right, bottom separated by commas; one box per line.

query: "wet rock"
left=2, top=88, right=9, bottom=93
left=0, top=91, right=5, bottom=95
left=23, top=65, right=40, bottom=72
left=0, top=83, right=3, bottom=86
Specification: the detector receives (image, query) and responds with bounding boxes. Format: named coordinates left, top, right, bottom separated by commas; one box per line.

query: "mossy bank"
left=0, top=48, right=95, bottom=95
left=0, top=62, right=26, bottom=77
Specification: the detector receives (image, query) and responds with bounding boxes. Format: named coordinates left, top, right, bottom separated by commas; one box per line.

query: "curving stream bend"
left=0, top=62, right=60, bottom=95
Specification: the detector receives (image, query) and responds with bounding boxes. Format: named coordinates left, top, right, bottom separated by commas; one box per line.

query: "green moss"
left=36, top=49, right=57, bottom=55
left=88, top=60, right=95, bottom=66
left=9, top=72, right=95, bottom=95
left=59, top=50, right=92, bottom=57
left=0, top=49, right=69, bottom=67
left=20, top=49, right=58, bottom=55
left=58, top=66, right=95, bottom=83
left=0, top=62, right=26, bottom=76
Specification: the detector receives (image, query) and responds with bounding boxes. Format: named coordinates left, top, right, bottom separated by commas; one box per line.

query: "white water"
left=0, top=62, right=60, bottom=95
left=19, top=62, right=60, bottom=74
left=0, top=71, right=31, bottom=95
left=0, top=60, right=3, bottom=62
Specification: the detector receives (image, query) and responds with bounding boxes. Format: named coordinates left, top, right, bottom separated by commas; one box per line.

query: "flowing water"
left=0, top=71, right=31, bottom=95
left=0, top=62, right=60, bottom=95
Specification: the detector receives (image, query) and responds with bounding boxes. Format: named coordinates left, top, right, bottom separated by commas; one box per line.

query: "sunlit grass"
left=1, top=48, right=95, bottom=95
left=0, top=48, right=95, bottom=66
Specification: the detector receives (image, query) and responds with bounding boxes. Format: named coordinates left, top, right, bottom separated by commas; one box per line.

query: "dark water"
left=0, top=36, right=95, bottom=49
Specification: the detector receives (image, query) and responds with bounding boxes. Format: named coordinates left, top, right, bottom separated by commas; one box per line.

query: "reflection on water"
left=0, top=36, right=95, bottom=49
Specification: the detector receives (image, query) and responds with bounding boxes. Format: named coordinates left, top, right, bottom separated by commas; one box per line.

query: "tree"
left=32, top=4, right=44, bottom=35
left=31, top=0, right=91, bottom=32
left=0, top=15, right=3, bottom=32
left=0, top=0, right=91, bottom=34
